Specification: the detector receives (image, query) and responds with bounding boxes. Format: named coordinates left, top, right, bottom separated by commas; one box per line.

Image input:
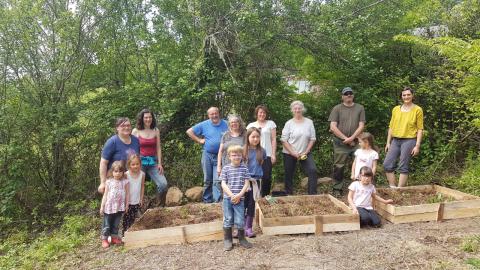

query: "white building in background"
left=411, top=25, right=449, bottom=38
left=286, top=76, right=312, bottom=93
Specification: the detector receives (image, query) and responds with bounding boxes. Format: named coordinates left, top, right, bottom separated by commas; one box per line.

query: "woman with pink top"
left=132, top=109, right=168, bottom=206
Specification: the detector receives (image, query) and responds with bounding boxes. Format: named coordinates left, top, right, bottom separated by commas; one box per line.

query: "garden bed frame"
left=374, top=185, right=480, bottom=224
left=124, top=208, right=223, bottom=249
left=256, top=194, right=359, bottom=236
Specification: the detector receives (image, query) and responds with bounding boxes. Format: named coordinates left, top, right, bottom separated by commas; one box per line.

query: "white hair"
left=290, top=100, right=306, bottom=113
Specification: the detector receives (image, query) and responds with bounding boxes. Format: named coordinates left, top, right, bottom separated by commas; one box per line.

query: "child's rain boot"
left=244, top=216, right=256, bottom=238
left=238, top=229, right=253, bottom=249
left=223, top=227, right=233, bottom=251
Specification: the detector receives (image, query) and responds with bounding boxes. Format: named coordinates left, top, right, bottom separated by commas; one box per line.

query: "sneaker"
left=102, top=239, right=110, bottom=248
left=111, top=237, right=123, bottom=245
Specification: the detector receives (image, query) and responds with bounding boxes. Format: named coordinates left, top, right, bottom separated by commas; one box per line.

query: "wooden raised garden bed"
left=256, top=194, right=359, bottom=236
left=374, top=185, right=480, bottom=224
left=124, top=203, right=223, bottom=249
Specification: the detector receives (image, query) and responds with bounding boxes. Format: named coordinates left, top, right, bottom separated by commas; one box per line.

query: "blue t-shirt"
left=101, top=135, right=140, bottom=169
left=192, top=119, right=228, bottom=154
left=247, top=148, right=266, bottom=178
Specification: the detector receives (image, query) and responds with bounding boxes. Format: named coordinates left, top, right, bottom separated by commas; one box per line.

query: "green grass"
left=466, top=258, right=480, bottom=269
left=460, top=235, right=480, bottom=253
left=0, top=215, right=98, bottom=270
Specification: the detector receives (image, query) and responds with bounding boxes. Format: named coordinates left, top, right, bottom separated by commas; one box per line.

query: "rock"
left=301, top=177, right=334, bottom=189
left=166, top=187, right=183, bottom=206
left=272, top=182, right=284, bottom=191
left=185, top=186, right=203, bottom=202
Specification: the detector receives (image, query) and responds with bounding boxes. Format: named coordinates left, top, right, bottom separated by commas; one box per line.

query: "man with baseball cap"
left=328, top=87, right=365, bottom=196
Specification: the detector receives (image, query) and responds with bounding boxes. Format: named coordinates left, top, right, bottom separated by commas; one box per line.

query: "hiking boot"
left=238, top=229, right=253, bottom=249
left=223, top=227, right=233, bottom=251
left=101, top=239, right=110, bottom=248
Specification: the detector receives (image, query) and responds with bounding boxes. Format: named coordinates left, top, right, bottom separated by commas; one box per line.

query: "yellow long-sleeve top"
left=389, top=105, right=424, bottom=138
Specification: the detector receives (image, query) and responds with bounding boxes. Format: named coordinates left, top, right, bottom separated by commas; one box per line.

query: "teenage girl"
left=122, top=154, right=145, bottom=235
left=243, top=127, right=266, bottom=238
left=351, top=132, right=379, bottom=181
left=100, top=161, right=129, bottom=248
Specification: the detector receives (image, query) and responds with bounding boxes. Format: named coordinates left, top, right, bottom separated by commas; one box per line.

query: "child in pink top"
left=348, top=166, right=393, bottom=227
left=100, top=161, right=129, bottom=248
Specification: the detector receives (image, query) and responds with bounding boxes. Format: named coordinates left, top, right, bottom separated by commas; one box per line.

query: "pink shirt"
left=104, top=178, right=128, bottom=214
left=348, top=181, right=376, bottom=210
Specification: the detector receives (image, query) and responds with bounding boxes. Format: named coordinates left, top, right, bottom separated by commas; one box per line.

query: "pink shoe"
left=102, top=239, right=110, bottom=248
left=111, top=237, right=123, bottom=245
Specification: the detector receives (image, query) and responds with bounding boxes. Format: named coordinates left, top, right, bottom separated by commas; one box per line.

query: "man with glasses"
left=328, top=87, right=366, bottom=196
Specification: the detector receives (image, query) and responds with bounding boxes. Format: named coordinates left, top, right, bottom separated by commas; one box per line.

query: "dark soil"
left=129, top=203, right=223, bottom=231
left=377, top=189, right=456, bottom=206
left=258, top=196, right=346, bottom=218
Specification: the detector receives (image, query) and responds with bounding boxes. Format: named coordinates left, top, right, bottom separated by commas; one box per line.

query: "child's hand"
left=217, top=167, right=221, bottom=176
left=231, top=195, right=240, bottom=204
left=125, top=206, right=129, bottom=213
left=385, top=199, right=394, bottom=204
left=350, top=175, right=355, bottom=180
left=351, top=207, right=358, bottom=215
left=99, top=207, right=104, bottom=215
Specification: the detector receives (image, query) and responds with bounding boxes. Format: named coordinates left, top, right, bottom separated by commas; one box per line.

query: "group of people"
left=97, top=86, right=424, bottom=250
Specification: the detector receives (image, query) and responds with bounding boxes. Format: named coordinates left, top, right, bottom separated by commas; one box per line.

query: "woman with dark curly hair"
left=132, top=109, right=168, bottom=205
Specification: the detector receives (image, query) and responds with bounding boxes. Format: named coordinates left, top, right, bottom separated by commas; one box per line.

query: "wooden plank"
left=437, top=203, right=445, bottom=221
left=327, top=194, right=352, bottom=213
left=124, top=221, right=223, bottom=249
left=390, top=212, right=438, bottom=224
left=262, top=216, right=313, bottom=227
left=393, top=203, right=440, bottom=216
left=262, top=224, right=313, bottom=235
left=375, top=207, right=395, bottom=223
left=322, top=214, right=358, bottom=224
left=374, top=200, right=396, bottom=215
left=314, top=216, right=323, bottom=236
left=434, top=185, right=479, bottom=200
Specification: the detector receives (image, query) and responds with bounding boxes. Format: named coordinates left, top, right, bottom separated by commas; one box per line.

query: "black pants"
left=244, top=186, right=255, bottom=217
left=122, top=204, right=140, bottom=234
left=261, top=157, right=273, bottom=197
left=357, top=207, right=381, bottom=227
left=283, top=153, right=317, bottom=195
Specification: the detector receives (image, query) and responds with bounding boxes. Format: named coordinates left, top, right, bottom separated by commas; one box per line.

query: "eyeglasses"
left=343, top=92, right=353, bottom=96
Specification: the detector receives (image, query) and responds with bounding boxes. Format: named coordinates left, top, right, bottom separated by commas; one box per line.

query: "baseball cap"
left=341, top=87, right=353, bottom=95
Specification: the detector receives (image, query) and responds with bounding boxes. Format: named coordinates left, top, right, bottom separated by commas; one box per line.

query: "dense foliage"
left=0, top=0, right=478, bottom=238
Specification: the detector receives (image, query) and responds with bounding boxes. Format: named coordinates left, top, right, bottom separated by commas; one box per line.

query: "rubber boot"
left=237, top=229, right=253, bottom=249
left=223, top=227, right=233, bottom=251
left=156, top=191, right=167, bottom=207
left=244, top=216, right=256, bottom=238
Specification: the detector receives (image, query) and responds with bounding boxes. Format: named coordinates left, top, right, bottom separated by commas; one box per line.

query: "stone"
left=185, top=186, right=203, bottom=202
left=165, top=187, right=183, bottom=206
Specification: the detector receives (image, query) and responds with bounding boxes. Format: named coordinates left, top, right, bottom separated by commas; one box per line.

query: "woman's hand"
left=217, top=166, right=222, bottom=176
left=411, top=145, right=420, bottom=156
left=384, top=143, right=390, bottom=153
left=158, top=163, right=164, bottom=175
left=98, top=183, right=105, bottom=194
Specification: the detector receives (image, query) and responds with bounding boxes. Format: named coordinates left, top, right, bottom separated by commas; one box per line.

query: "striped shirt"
left=220, top=163, right=250, bottom=198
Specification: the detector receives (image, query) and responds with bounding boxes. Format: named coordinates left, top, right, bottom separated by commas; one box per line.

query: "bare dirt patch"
left=129, top=203, right=222, bottom=231
left=377, top=189, right=456, bottom=206
left=58, top=217, right=480, bottom=270
left=258, top=196, right=345, bottom=218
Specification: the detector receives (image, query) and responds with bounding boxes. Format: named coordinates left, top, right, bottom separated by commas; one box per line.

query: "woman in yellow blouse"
left=383, top=87, right=424, bottom=187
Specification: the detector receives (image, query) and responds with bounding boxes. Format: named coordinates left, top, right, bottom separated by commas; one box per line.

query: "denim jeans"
left=283, top=153, right=318, bottom=195
left=101, top=212, right=123, bottom=239
left=223, top=197, right=245, bottom=228
left=201, top=151, right=221, bottom=203
left=142, top=165, right=168, bottom=193
left=357, top=207, right=381, bottom=227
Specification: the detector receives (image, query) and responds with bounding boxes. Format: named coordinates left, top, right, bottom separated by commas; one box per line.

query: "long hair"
left=358, top=132, right=379, bottom=152
left=106, top=160, right=126, bottom=179
left=243, top=127, right=264, bottom=165
left=136, top=108, right=157, bottom=130
left=126, top=154, right=141, bottom=170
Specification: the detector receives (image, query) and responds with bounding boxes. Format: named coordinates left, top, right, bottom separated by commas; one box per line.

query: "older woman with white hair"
left=281, top=101, right=318, bottom=195
left=217, top=114, right=246, bottom=175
